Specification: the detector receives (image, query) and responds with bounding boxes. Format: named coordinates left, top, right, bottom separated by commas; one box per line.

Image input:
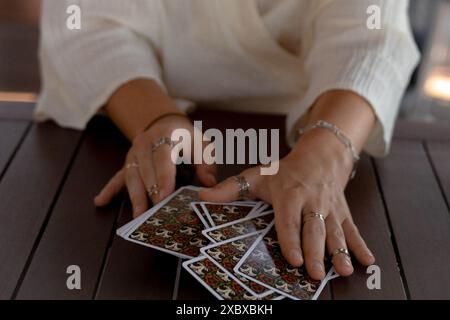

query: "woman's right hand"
left=94, top=114, right=217, bottom=218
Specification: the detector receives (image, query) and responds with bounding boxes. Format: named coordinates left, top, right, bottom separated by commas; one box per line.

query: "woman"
left=36, top=0, right=419, bottom=281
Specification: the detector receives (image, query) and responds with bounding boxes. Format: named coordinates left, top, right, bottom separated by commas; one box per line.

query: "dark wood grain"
left=375, top=140, right=450, bottom=299
left=0, top=23, right=40, bottom=92
left=0, top=122, right=81, bottom=299
left=95, top=202, right=179, bottom=300
left=0, top=120, right=28, bottom=177
left=16, top=117, right=128, bottom=299
left=426, top=141, right=450, bottom=208
left=0, top=102, right=34, bottom=120
left=331, top=156, right=406, bottom=299
left=394, top=120, right=450, bottom=142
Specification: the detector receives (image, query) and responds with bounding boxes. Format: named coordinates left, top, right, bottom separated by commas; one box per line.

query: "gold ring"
left=147, top=184, right=160, bottom=197
left=332, top=248, right=351, bottom=259
left=309, top=212, right=325, bottom=223
left=125, top=162, right=139, bottom=170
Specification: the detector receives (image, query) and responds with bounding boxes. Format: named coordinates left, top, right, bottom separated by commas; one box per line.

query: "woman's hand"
left=199, top=128, right=375, bottom=280
left=94, top=114, right=217, bottom=218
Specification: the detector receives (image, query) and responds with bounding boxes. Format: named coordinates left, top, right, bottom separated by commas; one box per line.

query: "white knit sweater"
left=36, top=0, right=420, bottom=156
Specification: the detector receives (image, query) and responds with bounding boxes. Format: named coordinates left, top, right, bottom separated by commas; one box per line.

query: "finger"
left=302, top=205, right=327, bottom=280
left=94, top=170, right=125, bottom=206
left=326, top=215, right=353, bottom=277
left=273, top=194, right=304, bottom=267
left=343, top=219, right=375, bottom=266
left=196, top=163, right=217, bottom=187
left=152, top=147, right=177, bottom=200
left=199, top=167, right=261, bottom=202
left=125, top=162, right=149, bottom=218
left=134, top=143, right=159, bottom=204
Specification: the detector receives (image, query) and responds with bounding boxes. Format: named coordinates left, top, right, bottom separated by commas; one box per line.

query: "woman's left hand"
left=199, top=128, right=375, bottom=280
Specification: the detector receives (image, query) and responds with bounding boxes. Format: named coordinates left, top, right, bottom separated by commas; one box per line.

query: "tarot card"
left=200, top=202, right=261, bottom=227
left=202, top=210, right=274, bottom=243
left=183, top=256, right=283, bottom=300
left=247, top=203, right=271, bottom=218
left=116, top=207, right=153, bottom=237
left=232, top=201, right=269, bottom=217
left=190, top=202, right=211, bottom=228
left=123, top=186, right=209, bottom=259
left=234, top=221, right=336, bottom=300
left=201, top=232, right=275, bottom=298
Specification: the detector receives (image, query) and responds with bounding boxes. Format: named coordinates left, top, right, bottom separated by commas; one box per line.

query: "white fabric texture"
left=36, top=0, right=420, bottom=156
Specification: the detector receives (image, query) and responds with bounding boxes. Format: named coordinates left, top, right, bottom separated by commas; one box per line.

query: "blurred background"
left=0, top=0, right=449, bottom=121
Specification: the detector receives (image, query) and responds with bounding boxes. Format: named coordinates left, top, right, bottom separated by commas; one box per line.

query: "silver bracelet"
left=298, top=120, right=360, bottom=180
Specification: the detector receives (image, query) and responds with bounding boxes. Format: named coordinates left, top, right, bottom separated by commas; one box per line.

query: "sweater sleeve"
left=35, top=0, right=165, bottom=130
left=286, top=0, right=420, bottom=156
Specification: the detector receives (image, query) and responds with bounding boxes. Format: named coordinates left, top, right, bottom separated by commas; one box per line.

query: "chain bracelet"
left=298, top=120, right=360, bottom=180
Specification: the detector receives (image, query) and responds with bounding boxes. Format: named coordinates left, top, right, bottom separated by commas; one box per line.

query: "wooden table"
left=1, top=101, right=449, bottom=300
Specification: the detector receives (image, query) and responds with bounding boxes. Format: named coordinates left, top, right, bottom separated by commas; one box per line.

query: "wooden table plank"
left=375, top=140, right=450, bottom=299
left=16, top=117, right=128, bottom=299
left=0, top=23, right=40, bottom=92
left=427, top=141, right=450, bottom=208
left=0, top=120, right=28, bottom=178
left=394, top=120, right=450, bottom=142
left=331, top=156, right=406, bottom=299
left=95, top=202, right=179, bottom=300
left=0, top=102, right=34, bottom=121
left=0, top=122, right=81, bottom=299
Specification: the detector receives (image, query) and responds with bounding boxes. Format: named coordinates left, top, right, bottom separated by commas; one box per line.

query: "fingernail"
left=312, top=260, right=324, bottom=273
left=289, top=250, right=303, bottom=265
left=365, top=251, right=375, bottom=263
left=344, top=258, right=352, bottom=267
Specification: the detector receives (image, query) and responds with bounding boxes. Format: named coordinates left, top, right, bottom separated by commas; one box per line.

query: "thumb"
left=199, top=176, right=240, bottom=203
left=200, top=167, right=260, bottom=202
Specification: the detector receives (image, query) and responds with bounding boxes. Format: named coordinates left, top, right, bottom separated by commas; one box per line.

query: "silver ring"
left=332, top=248, right=351, bottom=259
left=125, top=162, right=139, bottom=170
left=309, top=212, right=325, bottom=223
left=233, top=176, right=250, bottom=199
left=152, top=137, right=175, bottom=152
left=147, top=184, right=160, bottom=197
